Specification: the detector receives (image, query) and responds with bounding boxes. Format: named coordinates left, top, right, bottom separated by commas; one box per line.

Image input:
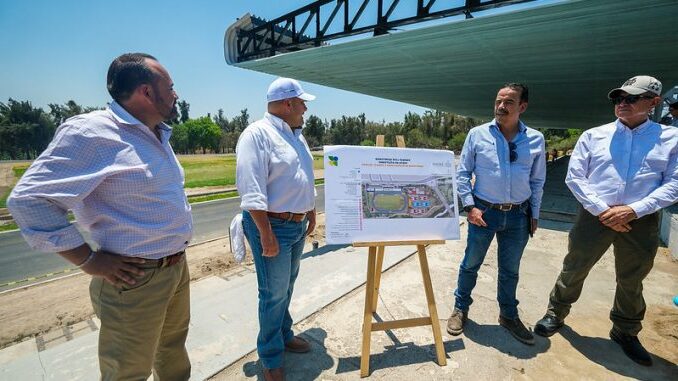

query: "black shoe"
left=609, top=329, right=652, bottom=366
left=499, top=316, right=534, bottom=345
left=534, top=314, right=564, bottom=337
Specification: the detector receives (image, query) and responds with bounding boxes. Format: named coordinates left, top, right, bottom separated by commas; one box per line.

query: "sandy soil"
left=0, top=163, right=15, bottom=188
left=0, top=214, right=326, bottom=349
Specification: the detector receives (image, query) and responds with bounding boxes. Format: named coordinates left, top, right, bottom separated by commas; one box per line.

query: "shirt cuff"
left=239, top=193, right=268, bottom=211
left=461, top=194, right=474, bottom=208
left=22, top=224, right=86, bottom=253
left=584, top=202, right=609, bottom=217
left=628, top=201, right=651, bottom=218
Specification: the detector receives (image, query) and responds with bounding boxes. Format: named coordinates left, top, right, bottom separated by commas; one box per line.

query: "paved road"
left=0, top=186, right=325, bottom=289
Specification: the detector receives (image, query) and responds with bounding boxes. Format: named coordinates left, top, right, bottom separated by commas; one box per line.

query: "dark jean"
left=454, top=202, right=530, bottom=319
left=242, top=210, right=307, bottom=369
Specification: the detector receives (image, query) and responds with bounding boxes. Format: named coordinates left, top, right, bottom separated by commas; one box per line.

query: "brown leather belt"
left=267, top=211, right=307, bottom=223
left=141, top=251, right=186, bottom=268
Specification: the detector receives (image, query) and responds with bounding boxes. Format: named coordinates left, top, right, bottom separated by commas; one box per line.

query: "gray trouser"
left=547, top=208, right=659, bottom=335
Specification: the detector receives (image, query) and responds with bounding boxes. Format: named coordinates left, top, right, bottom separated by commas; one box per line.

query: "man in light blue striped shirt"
left=535, top=76, right=678, bottom=367
left=447, top=83, right=546, bottom=346
left=8, top=53, right=192, bottom=379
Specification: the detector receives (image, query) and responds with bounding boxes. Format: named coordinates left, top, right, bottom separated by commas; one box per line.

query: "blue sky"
left=0, top=0, right=554, bottom=123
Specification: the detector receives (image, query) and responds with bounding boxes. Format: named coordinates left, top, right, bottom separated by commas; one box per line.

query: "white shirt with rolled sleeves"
left=565, top=119, right=678, bottom=217
left=7, top=101, right=193, bottom=259
left=235, top=112, right=315, bottom=213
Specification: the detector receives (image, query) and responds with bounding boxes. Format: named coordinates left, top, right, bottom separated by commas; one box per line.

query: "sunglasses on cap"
left=610, top=95, right=655, bottom=105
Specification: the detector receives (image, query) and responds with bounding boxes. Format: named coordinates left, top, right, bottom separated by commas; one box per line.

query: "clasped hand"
left=598, top=205, right=637, bottom=232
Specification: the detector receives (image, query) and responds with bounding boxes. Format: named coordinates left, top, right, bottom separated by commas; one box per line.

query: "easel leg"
left=417, top=245, right=447, bottom=366
left=371, top=245, right=385, bottom=312
left=361, top=246, right=377, bottom=377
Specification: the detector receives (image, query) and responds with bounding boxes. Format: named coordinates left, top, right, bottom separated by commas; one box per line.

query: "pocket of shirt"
left=640, top=153, right=669, bottom=173
left=475, top=147, right=499, bottom=170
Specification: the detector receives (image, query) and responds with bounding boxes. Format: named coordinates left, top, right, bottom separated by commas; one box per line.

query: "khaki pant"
left=90, top=259, right=191, bottom=381
left=547, top=208, right=659, bottom=335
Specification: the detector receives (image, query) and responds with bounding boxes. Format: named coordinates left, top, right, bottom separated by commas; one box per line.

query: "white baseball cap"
left=266, top=77, right=316, bottom=102
left=608, top=75, right=662, bottom=99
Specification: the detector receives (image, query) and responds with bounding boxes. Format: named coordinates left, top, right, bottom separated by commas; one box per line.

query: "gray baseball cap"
left=608, top=75, right=662, bottom=99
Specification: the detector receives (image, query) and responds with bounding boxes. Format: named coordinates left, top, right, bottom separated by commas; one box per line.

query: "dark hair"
left=107, top=53, right=158, bottom=103
left=502, top=83, right=529, bottom=103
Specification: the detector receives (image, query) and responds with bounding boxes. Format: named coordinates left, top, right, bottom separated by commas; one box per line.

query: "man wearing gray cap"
left=534, top=76, right=678, bottom=366
left=236, top=77, right=317, bottom=381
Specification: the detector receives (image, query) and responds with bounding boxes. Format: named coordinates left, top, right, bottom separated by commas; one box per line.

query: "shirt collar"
left=109, top=101, right=172, bottom=132
left=490, top=118, right=527, bottom=134
left=615, top=118, right=653, bottom=134
left=264, top=112, right=300, bottom=136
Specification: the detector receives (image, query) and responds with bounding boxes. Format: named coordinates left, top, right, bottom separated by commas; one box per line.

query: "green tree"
left=302, top=114, right=325, bottom=148
left=406, top=128, right=426, bottom=148
left=178, top=100, right=190, bottom=123
left=170, top=122, right=189, bottom=154
left=403, top=112, right=422, bottom=132
left=49, top=100, right=102, bottom=124
left=213, top=109, right=232, bottom=153
left=183, top=116, right=222, bottom=154
left=0, top=99, right=56, bottom=159
left=448, top=132, right=468, bottom=153
left=327, top=114, right=365, bottom=145
left=232, top=108, right=250, bottom=133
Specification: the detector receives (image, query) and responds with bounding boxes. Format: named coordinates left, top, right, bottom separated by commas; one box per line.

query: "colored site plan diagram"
left=362, top=174, right=456, bottom=219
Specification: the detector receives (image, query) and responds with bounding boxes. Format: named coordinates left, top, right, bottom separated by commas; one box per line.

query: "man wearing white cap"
left=535, top=76, right=678, bottom=366
left=235, top=77, right=317, bottom=381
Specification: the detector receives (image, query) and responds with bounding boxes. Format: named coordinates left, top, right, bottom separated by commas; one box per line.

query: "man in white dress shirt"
left=8, top=53, right=193, bottom=379
left=235, top=77, right=317, bottom=381
left=534, top=76, right=678, bottom=367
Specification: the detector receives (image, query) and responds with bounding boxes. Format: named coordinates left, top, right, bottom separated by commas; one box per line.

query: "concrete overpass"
left=225, top=0, right=678, bottom=129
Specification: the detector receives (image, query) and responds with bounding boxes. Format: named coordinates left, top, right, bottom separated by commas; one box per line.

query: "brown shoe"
left=446, top=308, right=467, bottom=336
left=263, top=367, right=285, bottom=381
left=285, top=335, right=311, bottom=353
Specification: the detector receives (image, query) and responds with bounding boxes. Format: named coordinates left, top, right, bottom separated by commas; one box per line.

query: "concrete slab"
left=212, top=221, right=678, bottom=380
left=189, top=244, right=416, bottom=380
left=0, top=243, right=417, bottom=380
left=0, top=339, right=41, bottom=381
left=40, top=333, right=98, bottom=380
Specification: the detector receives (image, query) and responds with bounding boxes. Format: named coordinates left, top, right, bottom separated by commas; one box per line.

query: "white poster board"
left=324, top=145, right=459, bottom=245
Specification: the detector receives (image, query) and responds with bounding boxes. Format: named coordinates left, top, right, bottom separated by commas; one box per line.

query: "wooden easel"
left=355, top=135, right=447, bottom=377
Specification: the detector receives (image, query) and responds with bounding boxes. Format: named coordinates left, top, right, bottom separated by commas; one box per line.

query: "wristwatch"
left=463, top=205, right=475, bottom=213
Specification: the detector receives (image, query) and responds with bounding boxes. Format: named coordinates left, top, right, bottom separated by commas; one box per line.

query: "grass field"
left=0, top=154, right=325, bottom=208
left=0, top=187, right=9, bottom=209
left=179, top=154, right=324, bottom=188
left=373, top=194, right=405, bottom=211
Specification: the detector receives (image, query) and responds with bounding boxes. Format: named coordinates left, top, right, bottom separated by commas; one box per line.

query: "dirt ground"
left=0, top=214, right=326, bottom=349
left=0, top=163, right=15, bottom=188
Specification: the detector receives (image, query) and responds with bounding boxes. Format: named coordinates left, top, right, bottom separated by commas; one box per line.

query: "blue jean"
left=454, top=203, right=530, bottom=319
left=242, top=210, right=307, bottom=369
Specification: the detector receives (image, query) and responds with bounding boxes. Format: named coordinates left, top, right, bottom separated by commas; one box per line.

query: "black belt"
left=475, top=197, right=528, bottom=212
